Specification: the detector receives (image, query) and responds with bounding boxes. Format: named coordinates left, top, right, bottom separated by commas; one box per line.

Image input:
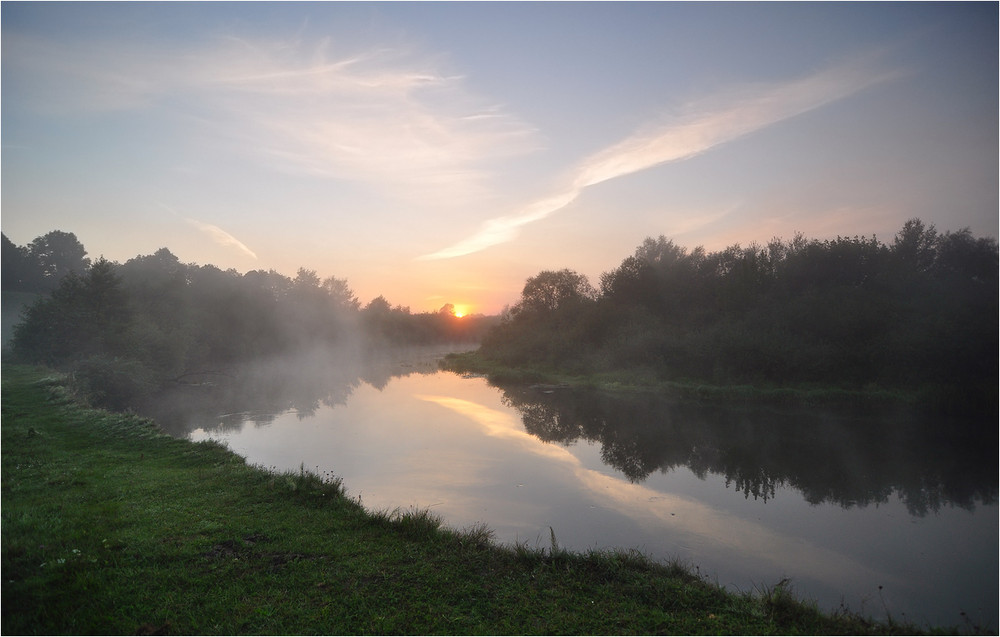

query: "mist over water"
left=144, top=344, right=472, bottom=437
left=146, top=348, right=998, bottom=632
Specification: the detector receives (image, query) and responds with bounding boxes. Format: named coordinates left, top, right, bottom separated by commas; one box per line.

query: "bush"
left=70, top=355, right=158, bottom=411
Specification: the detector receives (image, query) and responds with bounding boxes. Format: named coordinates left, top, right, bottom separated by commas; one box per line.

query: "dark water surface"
left=149, top=348, right=998, bottom=632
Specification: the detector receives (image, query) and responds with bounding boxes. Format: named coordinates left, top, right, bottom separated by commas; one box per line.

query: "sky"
left=2, top=2, right=997, bottom=315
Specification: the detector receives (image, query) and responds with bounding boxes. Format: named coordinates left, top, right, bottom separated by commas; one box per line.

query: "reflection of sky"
left=189, top=371, right=997, bottom=629
left=417, top=394, right=907, bottom=604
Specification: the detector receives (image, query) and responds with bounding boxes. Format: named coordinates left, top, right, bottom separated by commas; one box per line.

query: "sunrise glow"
left=1, top=4, right=995, bottom=315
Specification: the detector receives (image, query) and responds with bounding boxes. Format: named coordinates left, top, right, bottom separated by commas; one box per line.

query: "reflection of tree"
left=143, top=346, right=463, bottom=437
left=500, top=384, right=997, bottom=516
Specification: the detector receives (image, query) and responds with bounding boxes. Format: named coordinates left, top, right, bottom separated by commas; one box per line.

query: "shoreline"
left=439, top=350, right=922, bottom=408
left=2, top=364, right=941, bottom=635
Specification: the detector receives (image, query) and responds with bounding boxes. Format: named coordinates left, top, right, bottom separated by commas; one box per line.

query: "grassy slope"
left=2, top=364, right=925, bottom=635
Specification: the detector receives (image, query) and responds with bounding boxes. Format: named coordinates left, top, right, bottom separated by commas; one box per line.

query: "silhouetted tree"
left=26, top=231, right=91, bottom=291
left=515, top=269, right=596, bottom=316
left=323, top=276, right=360, bottom=312
left=2, top=233, right=36, bottom=291
left=892, top=218, right=938, bottom=272
left=13, top=257, right=130, bottom=365
left=477, top=220, right=998, bottom=405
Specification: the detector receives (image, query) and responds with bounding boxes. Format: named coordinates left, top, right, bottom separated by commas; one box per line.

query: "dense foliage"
left=2, top=230, right=91, bottom=292
left=480, top=220, right=997, bottom=409
left=4, top=233, right=495, bottom=409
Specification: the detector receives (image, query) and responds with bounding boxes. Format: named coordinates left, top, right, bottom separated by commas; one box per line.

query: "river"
left=147, top=346, right=998, bottom=632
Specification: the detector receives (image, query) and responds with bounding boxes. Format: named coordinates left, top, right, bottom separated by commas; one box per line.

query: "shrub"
left=70, top=354, right=158, bottom=411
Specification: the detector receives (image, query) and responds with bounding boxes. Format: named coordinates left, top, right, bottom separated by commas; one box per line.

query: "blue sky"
left=2, top=2, right=996, bottom=314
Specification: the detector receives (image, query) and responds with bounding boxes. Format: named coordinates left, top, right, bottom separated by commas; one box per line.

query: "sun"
left=452, top=304, right=470, bottom=318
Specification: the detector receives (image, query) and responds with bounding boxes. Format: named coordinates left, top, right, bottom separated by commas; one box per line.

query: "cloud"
left=420, top=60, right=899, bottom=259
left=192, top=39, right=539, bottom=202
left=417, top=189, right=582, bottom=260
left=4, top=32, right=539, bottom=208
left=574, top=62, right=898, bottom=189
left=183, top=217, right=258, bottom=260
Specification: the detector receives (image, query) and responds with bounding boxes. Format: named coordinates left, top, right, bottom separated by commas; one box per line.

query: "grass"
left=440, top=350, right=918, bottom=408
left=2, top=363, right=935, bottom=635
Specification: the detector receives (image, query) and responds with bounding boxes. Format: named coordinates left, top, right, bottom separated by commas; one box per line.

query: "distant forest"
left=3, top=231, right=495, bottom=409
left=3, top=219, right=998, bottom=413
left=477, top=219, right=997, bottom=411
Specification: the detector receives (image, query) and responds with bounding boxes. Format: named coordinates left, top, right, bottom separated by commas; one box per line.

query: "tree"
left=323, top=276, right=359, bottom=311
left=892, top=218, right=938, bottom=272
left=600, top=237, right=708, bottom=322
left=293, top=268, right=322, bottom=290
left=2, top=233, right=35, bottom=291
left=27, top=231, right=91, bottom=290
left=117, top=249, right=192, bottom=377
left=119, top=248, right=190, bottom=319
left=515, top=269, right=596, bottom=315
left=244, top=269, right=293, bottom=302
left=599, top=255, right=650, bottom=300
left=363, top=295, right=392, bottom=316
left=12, top=257, right=130, bottom=365
left=634, top=236, right=687, bottom=266
left=933, top=228, right=998, bottom=282
left=86, top=258, right=131, bottom=336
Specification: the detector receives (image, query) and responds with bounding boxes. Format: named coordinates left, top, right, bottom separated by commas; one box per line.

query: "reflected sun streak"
left=416, top=394, right=900, bottom=590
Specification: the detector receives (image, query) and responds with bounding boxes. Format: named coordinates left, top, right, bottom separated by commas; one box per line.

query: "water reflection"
left=495, top=384, right=997, bottom=516
left=146, top=347, right=997, bottom=518
left=144, top=345, right=467, bottom=437
left=152, top=355, right=997, bottom=629
left=418, top=392, right=900, bottom=592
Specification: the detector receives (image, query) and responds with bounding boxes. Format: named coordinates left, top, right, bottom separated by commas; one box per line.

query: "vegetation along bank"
left=4, top=219, right=996, bottom=416
left=1, top=365, right=934, bottom=635
left=463, top=219, right=997, bottom=414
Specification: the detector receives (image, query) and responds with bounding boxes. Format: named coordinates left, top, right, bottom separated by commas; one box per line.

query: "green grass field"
left=2, top=364, right=930, bottom=635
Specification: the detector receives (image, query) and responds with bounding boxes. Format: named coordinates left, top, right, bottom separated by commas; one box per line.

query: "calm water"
left=149, top=347, right=998, bottom=631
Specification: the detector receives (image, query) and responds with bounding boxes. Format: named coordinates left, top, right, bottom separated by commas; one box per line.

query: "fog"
left=152, top=346, right=997, bottom=518
left=173, top=352, right=997, bottom=630
left=143, top=343, right=475, bottom=437
left=4, top=227, right=997, bottom=631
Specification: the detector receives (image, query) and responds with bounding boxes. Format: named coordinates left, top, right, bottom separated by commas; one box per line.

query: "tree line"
left=4, top=231, right=496, bottom=409
left=478, top=219, right=997, bottom=410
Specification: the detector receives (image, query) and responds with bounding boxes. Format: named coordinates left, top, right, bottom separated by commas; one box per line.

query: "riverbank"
left=2, top=364, right=930, bottom=635
left=440, top=351, right=927, bottom=408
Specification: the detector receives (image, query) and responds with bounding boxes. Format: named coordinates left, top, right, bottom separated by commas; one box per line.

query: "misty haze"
left=3, top=3, right=997, bottom=635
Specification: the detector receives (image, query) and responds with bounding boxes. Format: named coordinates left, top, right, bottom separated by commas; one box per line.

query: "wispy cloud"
left=574, top=62, right=897, bottom=189
left=184, top=217, right=258, bottom=260
left=192, top=39, right=539, bottom=201
left=5, top=32, right=539, bottom=208
left=158, top=203, right=258, bottom=260
left=420, top=60, right=899, bottom=260
left=418, top=189, right=581, bottom=260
